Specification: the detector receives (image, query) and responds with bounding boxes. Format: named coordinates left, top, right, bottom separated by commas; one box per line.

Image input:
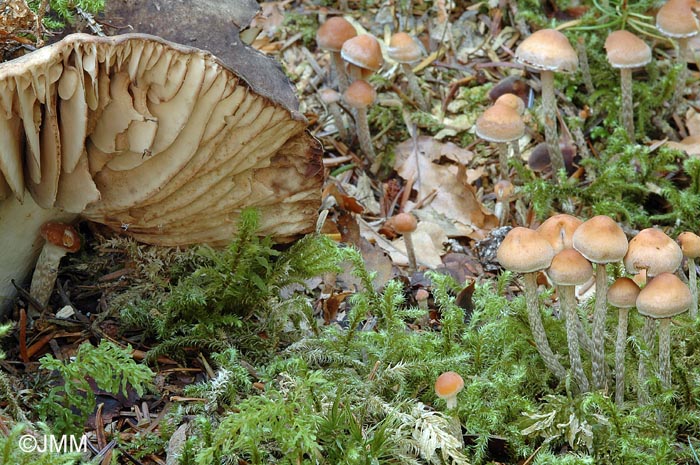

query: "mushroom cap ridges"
left=605, top=30, right=652, bottom=68
left=316, top=17, right=357, bottom=52
left=536, top=213, right=583, bottom=254
left=636, top=272, right=691, bottom=319
left=434, top=371, right=465, bottom=398
left=547, top=248, right=593, bottom=286
left=475, top=103, right=524, bottom=143
left=388, top=32, right=422, bottom=63
left=343, top=80, right=376, bottom=108
left=678, top=231, right=700, bottom=258
left=515, top=29, right=578, bottom=73
left=572, top=215, right=628, bottom=264
left=656, top=0, right=700, bottom=38
left=497, top=227, right=555, bottom=273
left=341, top=34, right=383, bottom=71
left=624, top=228, right=683, bottom=276
left=0, top=33, right=323, bottom=246
left=607, top=277, right=640, bottom=309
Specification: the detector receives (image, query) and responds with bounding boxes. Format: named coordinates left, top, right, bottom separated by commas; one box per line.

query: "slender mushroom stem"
left=355, top=107, right=375, bottom=161
left=403, top=232, right=417, bottom=272
left=689, top=257, right=698, bottom=319
left=619, top=68, right=634, bottom=141
left=559, top=285, right=590, bottom=392
left=615, top=307, right=629, bottom=406
left=575, top=316, right=593, bottom=354
left=523, top=272, right=567, bottom=380
left=591, top=264, right=609, bottom=390
left=577, top=36, right=595, bottom=95
left=658, top=318, right=672, bottom=389
left=638, top=317, right=656, bottom=404
left=497, top=142, right=509, bottom=180
left=401, top=63, right=428, bottom=111
left=331, top=52, right=350, bottom=93
left=669, top=38, right=689, bottom=113
left=539, top=70, right=566, bottom=182
left=327, top=101, right=349, bottom=141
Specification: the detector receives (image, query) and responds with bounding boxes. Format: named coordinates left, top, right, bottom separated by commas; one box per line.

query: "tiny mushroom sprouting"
left=475, top=100, right=525, bottom=180
left=29, top=222, right=81, bottom=308
left=547, top=248, right=593, bottom=392
left=607, top=277, right=641, bottom=406
left=434, top=371, right=464, bottom=410
left=572, top=215, right=629, bottom=390
left=343, top=79, right=377, bottom=161
left=340, top=34, right=383, bottom=81
left=604, top=30, right=651, bottom=141
left=515, top=29, right=578, bottom=183
left=387, top=32, right=428, bottom=111
left=678, top=231, right=700, bottom=319
left=636, top=272, right=692, bottom=389
left=316, top=16, right=357, bottom=92
left=656, top=0, right=699, bottom=110
left=391, top=212, right=418, bottom=271
left=497, top=227, right=566, bottom=380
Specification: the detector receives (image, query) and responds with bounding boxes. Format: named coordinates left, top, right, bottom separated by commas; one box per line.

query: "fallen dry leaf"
left=686, top=107, right=700, bottom=137
left=394, top=136, right=498, bottom=235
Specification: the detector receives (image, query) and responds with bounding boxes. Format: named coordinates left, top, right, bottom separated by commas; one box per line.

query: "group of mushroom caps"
left=474, top=0, right=699, bottom=223
left=316, top=17, right=426, bottom=161
left=495, top=214, right=700, bottom=405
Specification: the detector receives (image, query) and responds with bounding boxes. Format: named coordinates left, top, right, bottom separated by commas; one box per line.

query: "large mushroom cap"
left=497, top=227, right=555, bottom=273
left=607, top=277, right=640, bottom=309
left=515, top=29, right=578, bottom=73
left=387, top=32, right=422, bottom=63
left=624, top=228, right=682, bottom=277
left=0, top=33, right=323, bottom=247
left=572, top=215, right=628, bottom=264
left=636, top=272, right=691, bottom=319
left=341, top=34, right=383, bottom=72
left=547, top=249, right=593, bottom=286
left=656, top=0, right=700, bottom=38
left=316, top=17, right=358, bottom=52
left=605, top=30, right=652, bottom=69
left=475, top=103, right=524, bottom=143
left=678, top=231, right=700, bottom=258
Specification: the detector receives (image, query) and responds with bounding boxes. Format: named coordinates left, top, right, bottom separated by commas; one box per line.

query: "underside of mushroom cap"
left=0, top=33, right=323, bottom=246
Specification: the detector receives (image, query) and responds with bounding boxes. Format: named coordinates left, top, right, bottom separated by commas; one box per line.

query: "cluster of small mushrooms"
left=496, top=214, right=698, bottom=405
left=0, top=30, right=323, bottom=310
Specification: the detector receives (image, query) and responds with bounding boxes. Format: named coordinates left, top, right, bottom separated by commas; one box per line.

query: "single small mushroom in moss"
left=343, top=79, right=377, bottom=161
left=515, top=29, right=578, bottom=183
left=607, top=277, right=641, bottom=406
left=547, top=248, right=593, bottom=393
left=316, top=16, right=357, bottom=92
left=636, top=272, right=692, bottom=389
left=493, top=180, right=515, bottom=227
left=475, top=101, right=525, bottom=180
left=29, top=222, right=81, bottom=308
left=678, top=231, right=700, bottom=319
left=435, top=371, right=464, bottom=410
left=391, top=212, right=418, bottom=271
left=387, top=32, right=428, bottom=111
left=497, top=227, right=566, bottom=380
left=604, top=30, right=651, bottom=141
left=572, top=215, right=629, bottom=390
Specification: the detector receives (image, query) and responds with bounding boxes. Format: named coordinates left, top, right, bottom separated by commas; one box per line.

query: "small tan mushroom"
left=29, top=222, right=81, bottom=308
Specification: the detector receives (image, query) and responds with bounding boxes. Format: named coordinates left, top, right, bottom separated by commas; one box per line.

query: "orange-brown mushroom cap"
left=40, top=222, right=80, bottom=253
left=434, top=371, right=465, bottom=398
left=316, top=17, right=358, bottom=52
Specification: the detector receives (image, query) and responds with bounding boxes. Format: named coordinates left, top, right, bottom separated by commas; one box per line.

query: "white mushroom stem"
left=331, top=52, right=350, bottom=93
left=689, top=257, right=698, bottom=319
left=401, top=63, right=428, bottom=111
left=29, top=242, right=69, bottom=308
left=539, top=70, right=566, bottom=182
left=619, top=68, right=634, bottom=141
left=559, top=285, right=590, bottom=392
left=523, top=272, right=567, bottom=380
left=638, top=316, right=656, bottom=404
left=403, top=232, right=417, bottom=272
left=591, top=264, right=609, bottom=390
left=354, top=107, right=376, bottom=161
left=658, top=318, right=672, bottom=389
left=614, top=307, right=629, bottom=406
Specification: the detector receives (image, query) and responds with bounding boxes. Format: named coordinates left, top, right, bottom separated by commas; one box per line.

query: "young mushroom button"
left=497, top=227, right=566, bottom=380
left=515, top=29, right=578, bottom=182
left=392, top=212, right=418, bottom=271
left=434, top=371, right=464, bottom=410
